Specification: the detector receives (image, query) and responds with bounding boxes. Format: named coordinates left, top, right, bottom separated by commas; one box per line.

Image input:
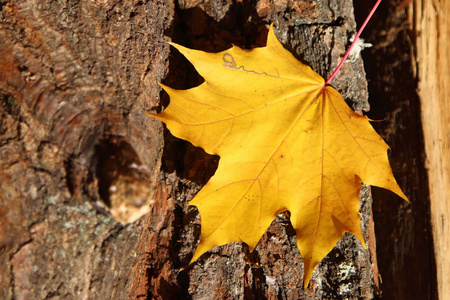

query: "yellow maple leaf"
left=149, top=25, right=407, bottom=285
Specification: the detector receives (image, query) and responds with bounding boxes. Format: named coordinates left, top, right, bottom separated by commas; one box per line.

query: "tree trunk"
left=354, top=1, right=438, bottom=299
left=414, top=0, right=450, bottom=299
left=0, top=0, right=395, bottom=299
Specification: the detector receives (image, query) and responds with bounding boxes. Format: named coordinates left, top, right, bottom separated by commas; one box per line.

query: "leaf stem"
left=325, top=0, right=382, bottom=86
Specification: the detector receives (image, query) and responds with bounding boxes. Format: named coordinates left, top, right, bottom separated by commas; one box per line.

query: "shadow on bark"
left=354, top=1, right=437, bottom=299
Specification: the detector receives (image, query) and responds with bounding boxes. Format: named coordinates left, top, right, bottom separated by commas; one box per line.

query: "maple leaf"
left=149, top=25, right=407, bottom=285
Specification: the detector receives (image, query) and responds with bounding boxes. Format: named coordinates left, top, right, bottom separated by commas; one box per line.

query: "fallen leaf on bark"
left=149, top=25, right=407, bottom=285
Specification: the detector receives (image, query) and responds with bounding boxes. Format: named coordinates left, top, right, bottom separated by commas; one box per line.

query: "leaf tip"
left=168, top=41, right=191, bottom=57
left=189, top=250, right=202, bottom=265
left=397, top=189, right=409, bottom=203
left=302, top=261, right=316, bottom=289
left=267, top=22, right=278, bottom=46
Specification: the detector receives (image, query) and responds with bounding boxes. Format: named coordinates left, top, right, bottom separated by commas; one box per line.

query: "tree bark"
left=1, top=1, right=384, bottom=299
left=354, top=1, right=438, bottom=299
left=414, top=0, right=450, bottom=299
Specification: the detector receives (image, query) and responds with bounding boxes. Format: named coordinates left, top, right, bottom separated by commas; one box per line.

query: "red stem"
left=325, top=0, right=383, bottom=86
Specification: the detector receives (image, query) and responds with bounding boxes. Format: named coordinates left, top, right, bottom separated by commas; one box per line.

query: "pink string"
left=325, top=0, right=383, bottom=86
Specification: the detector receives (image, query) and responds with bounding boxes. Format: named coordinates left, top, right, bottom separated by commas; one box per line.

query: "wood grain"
left=414, top=1, right=450, bottom=299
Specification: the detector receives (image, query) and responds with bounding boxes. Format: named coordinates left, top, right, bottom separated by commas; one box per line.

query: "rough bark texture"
left=0, top=0, right=393, bottom=299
